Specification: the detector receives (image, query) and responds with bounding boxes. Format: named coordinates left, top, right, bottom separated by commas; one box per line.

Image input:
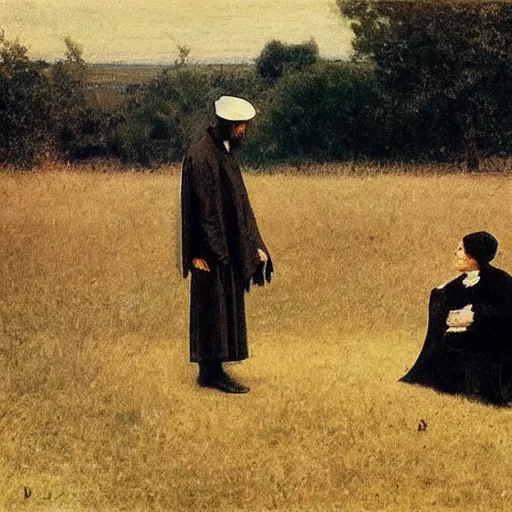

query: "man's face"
left=230, top=122, right=248, bottom=141
left=454, top=241, right=479, bottom=272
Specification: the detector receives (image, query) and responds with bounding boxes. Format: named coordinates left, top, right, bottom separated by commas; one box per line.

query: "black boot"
left=197, top=360, right=222, bottom=386
left=197, top=361, right=249, bottom=394
left=218, top=370, right=250, bottom=394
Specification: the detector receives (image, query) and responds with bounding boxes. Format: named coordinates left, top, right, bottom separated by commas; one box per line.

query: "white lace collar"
left=463, top=270, right=480, bottom=288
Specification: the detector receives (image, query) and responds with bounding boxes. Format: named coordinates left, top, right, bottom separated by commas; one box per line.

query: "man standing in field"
left=180, top=95, right=273, bottom=394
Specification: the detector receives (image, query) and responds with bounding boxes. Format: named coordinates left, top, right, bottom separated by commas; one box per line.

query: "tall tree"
left=338, top=0, right=512, bottom=170
left=0, top=32, right=51, bottom=167
left=49, top=37, right=88, bottom=156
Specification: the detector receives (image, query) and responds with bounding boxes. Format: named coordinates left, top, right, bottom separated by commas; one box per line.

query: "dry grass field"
left=1, top=162, right=512, bottom=512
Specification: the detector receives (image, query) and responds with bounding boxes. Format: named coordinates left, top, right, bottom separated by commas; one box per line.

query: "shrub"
left=244, top=61, right=387, bottom=166
left=0, top=34, right=111, bottom=167
left=111, top=66, right=213, bottom=166
left=255, top=39, right=319, bottom=84
left=0, top=33, right=52, bottom=167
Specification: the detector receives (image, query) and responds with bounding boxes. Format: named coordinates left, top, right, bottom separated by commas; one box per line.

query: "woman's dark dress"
left=400, top=265, right=512, bottom=405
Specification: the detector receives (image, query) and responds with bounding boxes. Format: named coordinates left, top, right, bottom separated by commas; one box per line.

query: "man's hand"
left=192, top=258, right=210, bottom=272
left=257, top=248, right=268, bottom=262
left=447, top=304, right=474, bottom=328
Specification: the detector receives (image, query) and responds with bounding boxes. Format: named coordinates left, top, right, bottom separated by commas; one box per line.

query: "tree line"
left=1, top=1, right=511, bottom=170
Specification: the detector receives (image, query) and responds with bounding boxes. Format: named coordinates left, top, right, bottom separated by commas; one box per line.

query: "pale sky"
left=0, top=0, right=354, bottom=63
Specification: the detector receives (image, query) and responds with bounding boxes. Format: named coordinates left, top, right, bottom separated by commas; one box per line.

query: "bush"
left=208, top=64, right=266, bottom=103
left=49, top=38, right=124, bottom=162
left=111, top=66, right=213, bottom=166
left=0, top=34, right=52, bottom=167
left=244, top=61, right=387, bottom=165
left=255, top=39, right=319, bottom=84
left=0, top=33, right=112, bottom=167
left=48, top=38, right=87, bottom=157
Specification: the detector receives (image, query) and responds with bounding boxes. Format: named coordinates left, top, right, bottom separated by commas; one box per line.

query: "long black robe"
left=180, top=127, right=272, bottom=363
left=400, top=265, right=512, bottom=405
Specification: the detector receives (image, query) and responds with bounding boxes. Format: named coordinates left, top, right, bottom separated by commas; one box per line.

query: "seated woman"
left=400, top=231, right=512, bottom=405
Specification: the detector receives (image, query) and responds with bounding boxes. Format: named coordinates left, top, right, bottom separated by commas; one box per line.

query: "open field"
left=84, top=63, right=259, bottom=108
left=86, top=64, right=168, bottom=85
left=86, top=63, right=255, bottom=85
left=1, top=164, right=512, bottom=511
left=85, top=64, right=167, bottom=109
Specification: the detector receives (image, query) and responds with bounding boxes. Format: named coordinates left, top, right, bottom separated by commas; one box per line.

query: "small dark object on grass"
left=418, top=419, right=428, bottom=432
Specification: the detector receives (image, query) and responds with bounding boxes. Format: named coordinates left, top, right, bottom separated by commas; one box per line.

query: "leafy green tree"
left=0, top=32, right=52, bottom=167
left=0, top=33, right=118, bottom=167
left=338, top=0, right=512, bottom=170
left=48, top=37, right=88, bottom=157
left=175, top=45, right=191, bottom=66
left=244, top=61, right=386, bottom=165
left=113, top=64, right=212, bottom=166
left=255, top=39, right=319, bottom=84
left=49, top=37, right=122, bottom=161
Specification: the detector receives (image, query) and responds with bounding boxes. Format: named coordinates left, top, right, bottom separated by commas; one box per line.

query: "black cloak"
left=180, top=127, right=272, bottom=363
left=400, top=265, right=512, bottom=405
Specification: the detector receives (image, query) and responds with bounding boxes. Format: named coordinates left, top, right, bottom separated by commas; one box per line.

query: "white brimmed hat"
left=214, top=95, right=256, bottom=121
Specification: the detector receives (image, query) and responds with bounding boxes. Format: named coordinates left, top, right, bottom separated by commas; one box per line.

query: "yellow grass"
left=1, top=163, right=512, bottom=512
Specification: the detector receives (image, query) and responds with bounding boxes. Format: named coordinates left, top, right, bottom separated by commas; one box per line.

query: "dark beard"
left=229, top=137, right=244, bottom=151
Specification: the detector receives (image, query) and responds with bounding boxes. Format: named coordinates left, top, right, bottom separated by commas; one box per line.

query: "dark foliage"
left=0, top=34, right=52, bottom=167
left=244, top=61, right=387, bottom=165
left=338, top=0, right=512, bottom=170
left=0, top=34, right=122, bottom=167
left=110, top=67, right=212, bottom=166
left=110, top=59, right=268, bottom=167
left=255, top=39, right=319, bottom=84
left=2, top=25, right=512, bottom=171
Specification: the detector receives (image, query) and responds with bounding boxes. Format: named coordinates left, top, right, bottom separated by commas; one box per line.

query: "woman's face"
left=454, top=241, right=479, bottom=272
